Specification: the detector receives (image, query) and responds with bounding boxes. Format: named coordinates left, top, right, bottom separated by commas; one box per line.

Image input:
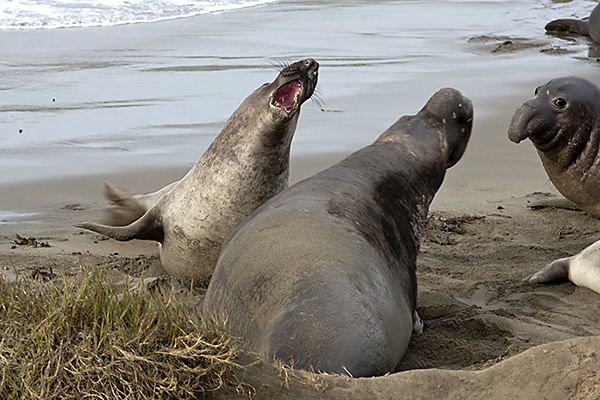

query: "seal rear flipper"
left=74, top=207, right=164, bottom=243
left=524, top=258, right=570, bottom=284
left=545, top=19, right=590, bottom=36
left=103, top=181, right=148, bottom=226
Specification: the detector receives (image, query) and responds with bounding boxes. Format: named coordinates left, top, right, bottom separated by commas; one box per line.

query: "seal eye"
left=553, top=98, right=567, bottom=109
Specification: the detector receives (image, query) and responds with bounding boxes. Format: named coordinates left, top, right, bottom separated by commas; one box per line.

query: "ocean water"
left=1, top=0, right=599, bottom=192
left=0, top=0, right=278, bottom=29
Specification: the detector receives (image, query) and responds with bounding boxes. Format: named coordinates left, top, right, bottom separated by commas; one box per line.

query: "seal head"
left=508, top=76, right=600, bottom=218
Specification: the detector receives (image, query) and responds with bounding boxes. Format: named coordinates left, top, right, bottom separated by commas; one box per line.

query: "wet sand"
left=2, top=0, right=600, bottom=398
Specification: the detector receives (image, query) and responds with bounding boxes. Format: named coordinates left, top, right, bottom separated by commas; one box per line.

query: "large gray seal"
left=508, top=76, right=600, bottom=218
left=545, top=3, right=600, bottom=44
left=203, top=88, right=473, bottom=377
left=75, top=58, right=319, bottom=286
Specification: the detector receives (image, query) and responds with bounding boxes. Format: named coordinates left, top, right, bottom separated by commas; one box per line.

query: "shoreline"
left=3, top=1, right=600, bottom=396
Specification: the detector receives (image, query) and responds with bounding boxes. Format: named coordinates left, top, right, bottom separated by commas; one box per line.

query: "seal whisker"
left=267, top=57, right=291, bottom=72
left=311, top=86, right=325, bottom=111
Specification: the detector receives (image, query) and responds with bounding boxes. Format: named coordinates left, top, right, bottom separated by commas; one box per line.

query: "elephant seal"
left=524, top=240, right=600, bottom=295
left=203, top=88, right=473, bottom=377
left=545, top=3, right=600, bottom=44
left=508, top=76, right=600, bottom=218
left=75, top=58, right=319, bottom=286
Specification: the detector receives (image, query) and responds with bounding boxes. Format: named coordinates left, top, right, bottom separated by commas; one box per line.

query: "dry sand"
left=2, top=157, right=600, bottom=399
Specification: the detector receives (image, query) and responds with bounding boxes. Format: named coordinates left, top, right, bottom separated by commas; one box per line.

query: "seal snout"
left=423, top=88, right=473, bottom=125
left=508, top=101, right=535, bottom=143
left=420, top=88, right=473, bottom=169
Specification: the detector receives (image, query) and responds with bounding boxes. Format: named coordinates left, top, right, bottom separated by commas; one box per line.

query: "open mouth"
left=272, top=80, right=302, bottom=113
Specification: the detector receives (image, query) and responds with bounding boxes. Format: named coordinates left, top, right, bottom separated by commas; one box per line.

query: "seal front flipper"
left=526, top=241, right=600, bottom=294
left=524, top=258, right=570, bottom=284
left=411, top=311, right=452, bottom=334
left=74, top=207, right=164, bottom=242
left=527, top=196, right=580, bottom=211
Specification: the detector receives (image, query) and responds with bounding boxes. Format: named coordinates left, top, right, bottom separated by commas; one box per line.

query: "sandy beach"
left=2, top=0, right=600, bottom=397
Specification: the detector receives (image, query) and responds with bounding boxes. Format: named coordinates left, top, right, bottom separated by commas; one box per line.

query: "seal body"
left=508, top=76, right=600, bottom=218
left=545, top=3, right=600, bottom=44
left=525, top=240, right=600, bottom=295
left=75, top=58, right=319, bottom=286
left=203, top=88, right=473, bottom=377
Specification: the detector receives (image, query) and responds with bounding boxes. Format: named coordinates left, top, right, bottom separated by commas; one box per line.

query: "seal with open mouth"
left=75, top=58, right=319, bottom=286
left=203, top=87, right=473, bottom=377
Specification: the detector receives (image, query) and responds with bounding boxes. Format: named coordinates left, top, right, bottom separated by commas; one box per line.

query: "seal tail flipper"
left=523, top=257, right=570, bottom=284
left=103, top=181, right=178, bottom=226
left=103, top=181, right=148, bottom=226
left=545, top=19, right=590, bottom=36
left=74, top=207, right=164, bottom=243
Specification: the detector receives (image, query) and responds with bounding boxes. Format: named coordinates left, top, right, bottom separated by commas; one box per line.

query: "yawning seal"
left=75, top=58, right=319, bottom=286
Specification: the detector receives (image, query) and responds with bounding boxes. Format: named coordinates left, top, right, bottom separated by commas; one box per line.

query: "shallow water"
left=0, top=0, right=278, bottom=29
left=1, top=0, right=599, bottom=205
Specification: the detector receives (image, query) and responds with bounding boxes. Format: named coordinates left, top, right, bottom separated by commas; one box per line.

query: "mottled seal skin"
left=525, top=241, right=600, bottom=295
left=203, top=88, right=473, bottom=377
left=545, top=3, right=600, bottom=44
left=508, top=76, right=600, bottom=218
left=75, top=58, right=319, bottom=286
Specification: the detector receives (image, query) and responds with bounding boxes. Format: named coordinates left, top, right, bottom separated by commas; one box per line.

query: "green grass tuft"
left=0, top=264, right=239, bottom=399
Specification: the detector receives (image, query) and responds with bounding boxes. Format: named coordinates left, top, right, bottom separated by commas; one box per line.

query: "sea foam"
left=0, top=0, right=278, bottom=30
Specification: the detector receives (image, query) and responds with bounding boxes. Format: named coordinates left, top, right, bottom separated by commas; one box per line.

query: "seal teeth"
left=273, top=81, right=302, bottom=113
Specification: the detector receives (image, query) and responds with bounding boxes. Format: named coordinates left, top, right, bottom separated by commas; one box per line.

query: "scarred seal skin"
left=75, top=58, right=319, bottom=286
left=203, top=88, right=473, bottom=377
left=508, top=76, right=600, bottom=218
left=545, top=3, right=600, bottom=44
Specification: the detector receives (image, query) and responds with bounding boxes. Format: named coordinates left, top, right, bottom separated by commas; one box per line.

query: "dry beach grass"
left=0, top=263, right=239, bottom=400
